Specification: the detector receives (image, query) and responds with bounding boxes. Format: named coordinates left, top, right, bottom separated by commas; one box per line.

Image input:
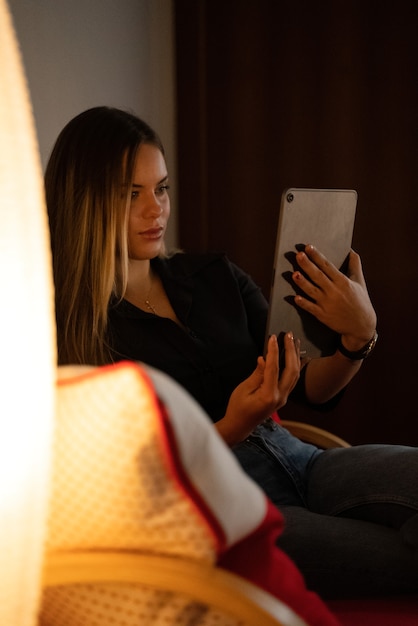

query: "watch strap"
left=337, top=330, right=378, bottom=360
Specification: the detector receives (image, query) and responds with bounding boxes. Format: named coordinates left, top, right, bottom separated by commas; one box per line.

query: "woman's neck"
left=124, top=256, right=182, bottom=325
left=126, top=258, right=153, bottom=296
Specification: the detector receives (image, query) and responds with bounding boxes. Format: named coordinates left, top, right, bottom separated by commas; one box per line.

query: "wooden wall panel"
left=174, top=0, right=418, bottom=445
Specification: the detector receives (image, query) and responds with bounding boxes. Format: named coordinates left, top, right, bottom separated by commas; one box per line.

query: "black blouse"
left=108, top=253, right=268, bottom=422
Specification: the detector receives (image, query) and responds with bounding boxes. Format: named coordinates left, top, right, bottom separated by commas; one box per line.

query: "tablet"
left=265, top=188, right=357, bottom=359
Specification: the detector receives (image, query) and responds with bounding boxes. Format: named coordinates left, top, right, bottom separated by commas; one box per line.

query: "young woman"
left=46, top=106, right=418, bottom=598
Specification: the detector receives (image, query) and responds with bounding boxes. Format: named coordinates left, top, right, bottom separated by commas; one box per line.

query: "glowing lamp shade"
left=0, top=0, right=56, bottom=624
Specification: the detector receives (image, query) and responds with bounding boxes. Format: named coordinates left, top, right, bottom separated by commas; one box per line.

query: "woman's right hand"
left=215, top=333, right=301, bottom=446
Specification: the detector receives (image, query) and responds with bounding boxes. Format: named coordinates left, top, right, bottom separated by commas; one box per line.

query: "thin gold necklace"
left=144, top=274, right=157, bottom=315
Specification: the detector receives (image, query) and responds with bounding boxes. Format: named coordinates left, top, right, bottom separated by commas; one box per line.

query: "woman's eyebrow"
left=131, top=175, right=169, bottom=188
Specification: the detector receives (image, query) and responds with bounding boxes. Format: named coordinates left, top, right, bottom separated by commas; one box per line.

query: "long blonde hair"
left=45, top=106, right=165, bottom=365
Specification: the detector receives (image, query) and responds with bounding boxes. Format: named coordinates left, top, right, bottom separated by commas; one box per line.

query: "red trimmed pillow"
left=40, top=361, right=339, bottom=626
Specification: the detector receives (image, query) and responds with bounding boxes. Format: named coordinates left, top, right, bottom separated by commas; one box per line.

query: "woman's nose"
left=142, top=194, right=163, bottom=217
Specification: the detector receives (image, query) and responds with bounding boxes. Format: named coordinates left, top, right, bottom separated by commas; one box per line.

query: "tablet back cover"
left=266, top=188, right=357, bottom=358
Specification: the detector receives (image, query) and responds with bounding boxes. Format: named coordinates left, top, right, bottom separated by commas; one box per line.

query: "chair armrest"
left=43, top=550, right=308, bottom=626
left=280, top=420, right=351, bottom=449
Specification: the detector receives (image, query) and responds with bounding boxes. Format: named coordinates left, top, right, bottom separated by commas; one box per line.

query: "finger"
left=297, top=244, right=339, bottom=283
left=294, top=337, right=301, bottom=361
left=347, top=249, right=367, bottom=288
left=279, top=333, right=301, bottom=385
left=263, top=334, right=279, bottom=387
left=294, top=292, right=323, bottom=319
left=243, top=357, right=265, bottom=391
left=284, top=332, right=299, bottom=366
left=292, top=269, right=322, bottom=301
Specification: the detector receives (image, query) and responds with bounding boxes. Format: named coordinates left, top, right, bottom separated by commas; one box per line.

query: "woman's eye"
left=131, top=190, right=139, bottom=200
left=156, top=184, right=170, bottom=195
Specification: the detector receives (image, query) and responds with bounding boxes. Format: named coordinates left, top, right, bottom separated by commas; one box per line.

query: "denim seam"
left=328, top=494, right=418, bottom=517
left=248, top=434, right=310, bottom=506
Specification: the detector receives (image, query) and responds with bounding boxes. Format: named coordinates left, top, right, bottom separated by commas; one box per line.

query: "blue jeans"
left=233, top=420, right=418, bottom=598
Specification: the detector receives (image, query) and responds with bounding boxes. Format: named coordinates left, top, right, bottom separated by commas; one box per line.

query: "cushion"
left=40, top=360, right=340, bottom=626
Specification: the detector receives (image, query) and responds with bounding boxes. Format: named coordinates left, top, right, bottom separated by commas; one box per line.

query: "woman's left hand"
left=292, top=245, right=377, bottom=351
left=216, top=333, right=301, bottom=445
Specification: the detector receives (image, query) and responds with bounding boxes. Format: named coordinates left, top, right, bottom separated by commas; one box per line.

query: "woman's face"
left=127, top=143, right=170, bottom=261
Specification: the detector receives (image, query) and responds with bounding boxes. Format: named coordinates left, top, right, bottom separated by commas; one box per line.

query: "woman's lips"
left=139, top=227, right=164, bottom=239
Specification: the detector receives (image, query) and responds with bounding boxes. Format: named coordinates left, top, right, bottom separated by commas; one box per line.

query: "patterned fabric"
left=42, top=584, right=247, bottom=626
left=40, top=362, right=264, bottom=625
left=40, top=361, right=339, bottom=626
left=47, top=363, right=216, bottom=559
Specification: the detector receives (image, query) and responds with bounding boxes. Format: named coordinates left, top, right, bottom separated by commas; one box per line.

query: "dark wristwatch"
left=337, top=330, right=378, bottom=360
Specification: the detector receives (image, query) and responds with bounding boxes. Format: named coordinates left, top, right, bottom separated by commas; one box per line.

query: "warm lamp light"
left=0, top=0, right=56, bottom=625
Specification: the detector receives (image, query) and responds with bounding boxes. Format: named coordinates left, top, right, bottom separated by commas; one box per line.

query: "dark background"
left=174, top=0, right=418, bottom=445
